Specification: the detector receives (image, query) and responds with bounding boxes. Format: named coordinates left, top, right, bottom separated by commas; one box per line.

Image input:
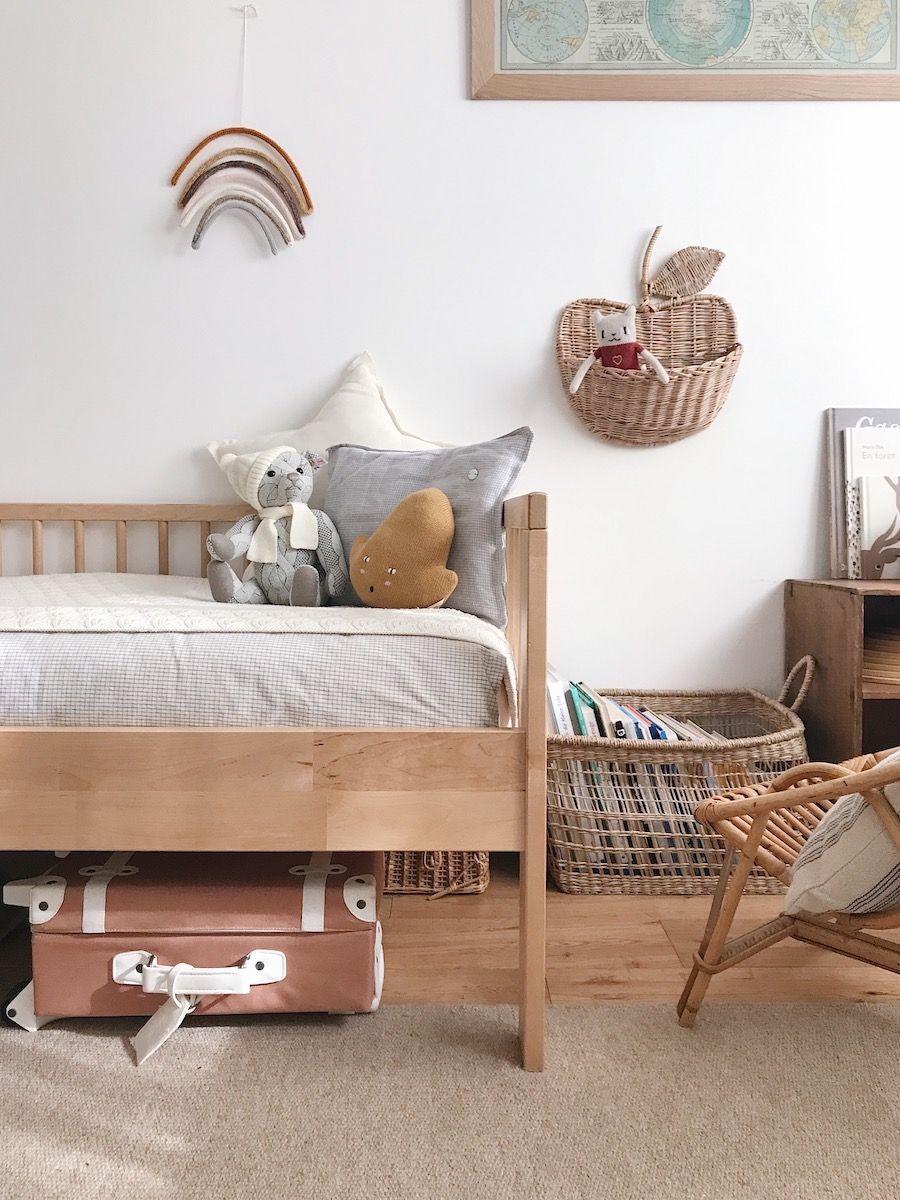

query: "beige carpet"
left=1, top=1004, right=898, bottom=1200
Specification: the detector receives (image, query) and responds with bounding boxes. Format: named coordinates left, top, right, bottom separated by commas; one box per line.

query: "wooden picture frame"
left=471, top=0, right=900, bottom=101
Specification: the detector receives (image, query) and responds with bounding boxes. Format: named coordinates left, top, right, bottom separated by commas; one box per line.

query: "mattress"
left=0, top=574, right=515, bottom=729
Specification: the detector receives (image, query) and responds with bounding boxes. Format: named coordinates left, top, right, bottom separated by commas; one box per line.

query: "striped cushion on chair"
left=784, top=749, right=900, bottom=916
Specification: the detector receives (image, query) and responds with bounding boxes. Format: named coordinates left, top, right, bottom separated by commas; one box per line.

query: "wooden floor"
left=381, top=855, right=900, bottom=1006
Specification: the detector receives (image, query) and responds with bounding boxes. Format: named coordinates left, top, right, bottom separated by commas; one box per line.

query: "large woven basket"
left=384, top=851, right=489, bottom=898
left=557, top=226, right=742, bottom=447
left=546, top=661, right=813, bottom=896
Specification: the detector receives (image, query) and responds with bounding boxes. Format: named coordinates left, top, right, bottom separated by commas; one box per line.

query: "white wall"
left=3, top=2, right=898, bottom=691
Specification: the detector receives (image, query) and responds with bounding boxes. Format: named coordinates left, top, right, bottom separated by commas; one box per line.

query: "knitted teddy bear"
left=207, top=446, right=348, bottom=606
left=569, top=305, right=669, bottom=395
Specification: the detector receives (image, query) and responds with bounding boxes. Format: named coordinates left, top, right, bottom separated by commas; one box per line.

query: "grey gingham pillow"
left=323, top=428, right=533, bottom=626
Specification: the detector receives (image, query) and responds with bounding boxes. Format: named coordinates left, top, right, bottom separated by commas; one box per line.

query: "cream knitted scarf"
left=247, top=503, right=319, bottom=564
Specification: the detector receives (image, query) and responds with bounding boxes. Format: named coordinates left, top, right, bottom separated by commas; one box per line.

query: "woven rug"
left=1, top=1003, right=897, bottom=1200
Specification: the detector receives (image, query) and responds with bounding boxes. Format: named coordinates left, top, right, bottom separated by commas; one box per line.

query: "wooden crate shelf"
left=785, top=579, right=900, bottom=760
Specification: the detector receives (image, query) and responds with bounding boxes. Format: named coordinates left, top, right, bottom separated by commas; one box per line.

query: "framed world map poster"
left=471, top=0, right=900, bottom=98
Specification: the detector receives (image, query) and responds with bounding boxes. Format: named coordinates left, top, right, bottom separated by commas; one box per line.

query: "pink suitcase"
left=3, top=851, right=384, bottom=1063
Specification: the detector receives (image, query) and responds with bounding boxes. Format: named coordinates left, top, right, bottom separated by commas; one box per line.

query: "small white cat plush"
left=569, top=305, right=669, bottom=395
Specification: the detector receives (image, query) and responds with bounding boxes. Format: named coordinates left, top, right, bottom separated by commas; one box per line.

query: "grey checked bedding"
left=0, top=574, right=515, bottom=729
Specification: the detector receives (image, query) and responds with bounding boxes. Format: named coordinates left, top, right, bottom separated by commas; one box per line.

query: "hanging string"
left=233, top=4, right=259, bottom=125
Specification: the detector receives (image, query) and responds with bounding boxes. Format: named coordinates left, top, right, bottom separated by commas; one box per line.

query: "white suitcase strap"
left=113, top=852, right=379, bottom=1065
left=81, top=852, right=138, bottom=933
left=118, top=950, right=287, bottom=1066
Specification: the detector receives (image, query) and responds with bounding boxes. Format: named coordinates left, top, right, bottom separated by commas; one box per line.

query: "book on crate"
left=826, top=409, right=900, bottom=578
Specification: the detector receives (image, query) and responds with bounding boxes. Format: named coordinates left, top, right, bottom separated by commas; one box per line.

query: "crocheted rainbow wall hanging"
left=171, top=126, right=313, bottom=256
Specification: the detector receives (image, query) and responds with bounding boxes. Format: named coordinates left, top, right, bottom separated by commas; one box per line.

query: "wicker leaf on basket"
left=650, top=245, right=724, bottom=299
left=557, top=225, right=742, bottom=447
left=546, top=659, right=814, bottom=896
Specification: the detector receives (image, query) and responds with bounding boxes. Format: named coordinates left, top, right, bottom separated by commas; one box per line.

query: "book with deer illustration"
left=826, top=411, right=900, bottom=577
left=859, top=475, right=900, bottom=580
left=844, top=427, right=900, bottom=578
left=826, top=409, right=900, bottom=578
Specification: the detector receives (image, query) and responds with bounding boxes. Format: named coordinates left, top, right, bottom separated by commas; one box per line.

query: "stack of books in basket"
left=548, top=673, right=727, bottom=747
left=543, top=669, right=797, bottom=895
left=546, top=667, right=735, bottom=857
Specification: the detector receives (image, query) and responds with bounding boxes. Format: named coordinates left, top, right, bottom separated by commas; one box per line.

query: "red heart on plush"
left=612, top=354, right=623, bottom=366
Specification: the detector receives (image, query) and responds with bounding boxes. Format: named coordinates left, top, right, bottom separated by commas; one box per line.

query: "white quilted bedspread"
left=0, top=572, right=512, bottom=655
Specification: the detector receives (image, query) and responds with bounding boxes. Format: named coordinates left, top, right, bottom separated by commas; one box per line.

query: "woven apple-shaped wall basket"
left=556, top=226, right=742, bottom=447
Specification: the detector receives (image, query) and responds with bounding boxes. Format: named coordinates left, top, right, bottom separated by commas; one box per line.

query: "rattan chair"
left=677, top=747, right=900, bottom=1028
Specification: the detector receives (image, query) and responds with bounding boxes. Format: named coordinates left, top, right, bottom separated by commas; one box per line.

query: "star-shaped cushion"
left=208, top=354, right=448, bottom=505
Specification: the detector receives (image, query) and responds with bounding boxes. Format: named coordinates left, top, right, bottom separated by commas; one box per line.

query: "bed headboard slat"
left=32, top=521, right=44, bottom=575
left=73, top=520, right=86, bottom=572
left=158, top=522, right=169, bottom=575
left=0, top=504, right=250, bottom=578
left=115, top=521, right=128, bottom=573
left=200, top=522, right=212, bottom=573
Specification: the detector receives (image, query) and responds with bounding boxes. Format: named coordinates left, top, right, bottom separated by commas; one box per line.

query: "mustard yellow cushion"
left=350, top=489, right=458, bottom=610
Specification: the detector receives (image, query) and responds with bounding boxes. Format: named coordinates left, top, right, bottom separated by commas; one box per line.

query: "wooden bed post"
left=504, top=493, right=548, bottom=1071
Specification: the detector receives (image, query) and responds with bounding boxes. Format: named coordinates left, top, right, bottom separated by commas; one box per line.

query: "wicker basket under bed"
left=384, top=850, right=489, bottom=898
left=556, top=226, right=743, bottom=447
left=546, top=661, right=813, bottom=896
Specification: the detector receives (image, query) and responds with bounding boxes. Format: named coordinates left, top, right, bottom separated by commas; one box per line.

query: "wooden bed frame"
left=0, top=495, right=548, bottom=1070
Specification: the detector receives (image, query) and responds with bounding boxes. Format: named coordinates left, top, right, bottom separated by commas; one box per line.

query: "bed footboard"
left=0, top=727, right=526, bottom=851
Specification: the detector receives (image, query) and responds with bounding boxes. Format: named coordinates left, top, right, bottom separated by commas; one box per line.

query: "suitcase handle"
left=116, top=950, right=287, bottom=1066
left=112, top=949, right=286, bottom=994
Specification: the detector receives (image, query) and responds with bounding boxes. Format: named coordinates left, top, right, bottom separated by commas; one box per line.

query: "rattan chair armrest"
left=696, top=755, right=900, bottom=827
left=769, top=762, right=855, bottom=791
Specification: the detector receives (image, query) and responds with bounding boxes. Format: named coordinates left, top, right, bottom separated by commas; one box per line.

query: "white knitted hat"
left=216, top=445, right=295, bottom=509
